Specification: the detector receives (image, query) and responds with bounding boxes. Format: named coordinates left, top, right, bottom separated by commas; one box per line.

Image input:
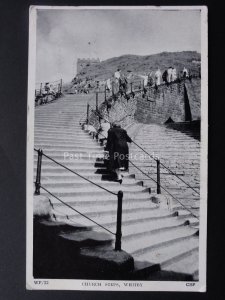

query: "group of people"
left=148, top=66, right=189, bottom=88
left=72, top=76, right=96, bottom=94
left=43, top=82, right=57, bottom=97
left=35, top=82, right=60, bottom=105
left=72, top=65, right=191, bottom=97
left=104, top=66, right=190, bottom=97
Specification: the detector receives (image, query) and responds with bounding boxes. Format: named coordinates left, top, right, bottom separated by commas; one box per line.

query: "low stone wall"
left=33, top=197, right=134, bottom=279
left=89, top=78, right=201, bottom=129
left=184, top=79, right=201, bottom=121
left=135, top=82, right=187, bottom=124
left=89, top=95, right=137, bottom=130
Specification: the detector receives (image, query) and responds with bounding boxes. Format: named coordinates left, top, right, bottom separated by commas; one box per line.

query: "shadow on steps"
left=165, top=120, right=200, bottom=141
left=33, top=216, right=134, bottom=280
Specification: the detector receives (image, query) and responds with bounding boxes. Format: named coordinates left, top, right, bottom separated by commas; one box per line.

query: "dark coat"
left=106, top=126, right=132, bottom=171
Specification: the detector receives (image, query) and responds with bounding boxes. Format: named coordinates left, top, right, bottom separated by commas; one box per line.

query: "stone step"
left=39, top=178, right=142, bottom=187
left=53, top=198, right=156, bottom=216
left=34, top=123, right=86, bottom=128
left=34, top=129, right=90, bottom=136
left=38, top=172, right=134, bottom=181
left=135, top=137, right=199, bottom=143
left=34, top=138, right=96, bottom=145
left=34, top=149, right=103, bottom=156
left=35, top=116, right=85, bottom=121
left=133, top=234, right=198, bottom=265
left=52, top=206, right=177, bottom=227
left=34, top=135, right=95, bottom=142
left=41, top=182, right=148, bottom=194
left=103, top=217, right=197, bottom=239
left=124, top=226, right=197, bottom=255
left=43, top=190, right=151, bottom=208
left=163, top=247, right=199, bottom=279
left=40, top=186, right=151, bottom=198
left=34, top=144, right=103, bottom=151
left=52, top=196, right=153, bottom=209
left=34, top=152, right=105, bottom=160
left=34, top=164, right=107, bottom=172
left=34, top=159, right=105, bottom=168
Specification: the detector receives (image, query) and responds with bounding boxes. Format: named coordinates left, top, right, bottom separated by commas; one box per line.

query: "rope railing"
left=34, top=148, right=123, bottom=251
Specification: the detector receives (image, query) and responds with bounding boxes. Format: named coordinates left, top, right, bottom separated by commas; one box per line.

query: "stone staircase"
left=127, top=122, right=200, bottom=218
left=34, top=94, right=199, bottom=281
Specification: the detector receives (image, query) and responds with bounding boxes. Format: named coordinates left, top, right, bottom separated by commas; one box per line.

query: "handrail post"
left=130, top=82, right=133, bottom=93
left=115, top=190, right=123, bottom=251
left=157, top=159, right=161, bottom=194
left=96, top=81, right=99, bottom=111
left=60, top=79, right=62, bottom=93
left=96, top=91, right=98, bottom=112
left=39, top=83, right=42, bottom=95
left=35, top=149, right=43, bottom=195
left=104, top=84, right=107, bottom=101
left=86, top=103, right=90, bottom=125
left=112, top=81, right=114, bottom=96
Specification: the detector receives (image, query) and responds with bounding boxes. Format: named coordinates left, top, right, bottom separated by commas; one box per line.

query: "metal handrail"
left=129, top=160, right=199, bottom=219
left=39, top=184, right=116, bottom=235
left=88, top=127, right=199, bottom=219
left=34, top=148, right=117, bottom=196
left=34, top=148, right=124, bottom=250
left=87, top=94, right=200, bottom=196
left=131, top=140, right=200, bottom=196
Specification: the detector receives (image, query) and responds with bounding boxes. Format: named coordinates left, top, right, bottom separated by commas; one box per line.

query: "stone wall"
left=89, top=95, right=137, bottom=130
left=89, top=78, right=201, bottom=129
left=134, top=79, right=201, bottom=124
left=184, top=79, right=201, bottom=121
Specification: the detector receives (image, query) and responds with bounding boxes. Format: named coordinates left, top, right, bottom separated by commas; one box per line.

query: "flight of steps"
left=127, top=122, right=200, bottom=218
left=34, top=94, right=199, bottom=280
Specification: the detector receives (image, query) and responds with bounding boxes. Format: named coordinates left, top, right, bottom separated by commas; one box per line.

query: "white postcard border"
left=26, top=5, right=208, bottom=292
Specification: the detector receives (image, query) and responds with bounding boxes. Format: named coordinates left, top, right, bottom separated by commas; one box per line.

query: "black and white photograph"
left=26, top=6, right=208, bottom=292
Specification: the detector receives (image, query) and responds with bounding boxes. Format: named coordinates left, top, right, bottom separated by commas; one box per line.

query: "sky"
left=35, top=8, right=201, bottom=83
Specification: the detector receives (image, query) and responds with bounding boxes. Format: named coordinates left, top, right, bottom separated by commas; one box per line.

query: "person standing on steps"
left=162, top=69, right=168, bottom=85
left=182, top=67, right=189, bottom=79
left=167, top=67, right=173, bottom=83
left=114, top=68, right=121, bottom=81
left=155, top=67, right=162, bottom=87
left=114, top=68, right=121, bottom=95
left=106, top=122, right=132, bottom=184
left=147, top=72, right=154, bottom=87
left=171, top=67, right=177, bottom=82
